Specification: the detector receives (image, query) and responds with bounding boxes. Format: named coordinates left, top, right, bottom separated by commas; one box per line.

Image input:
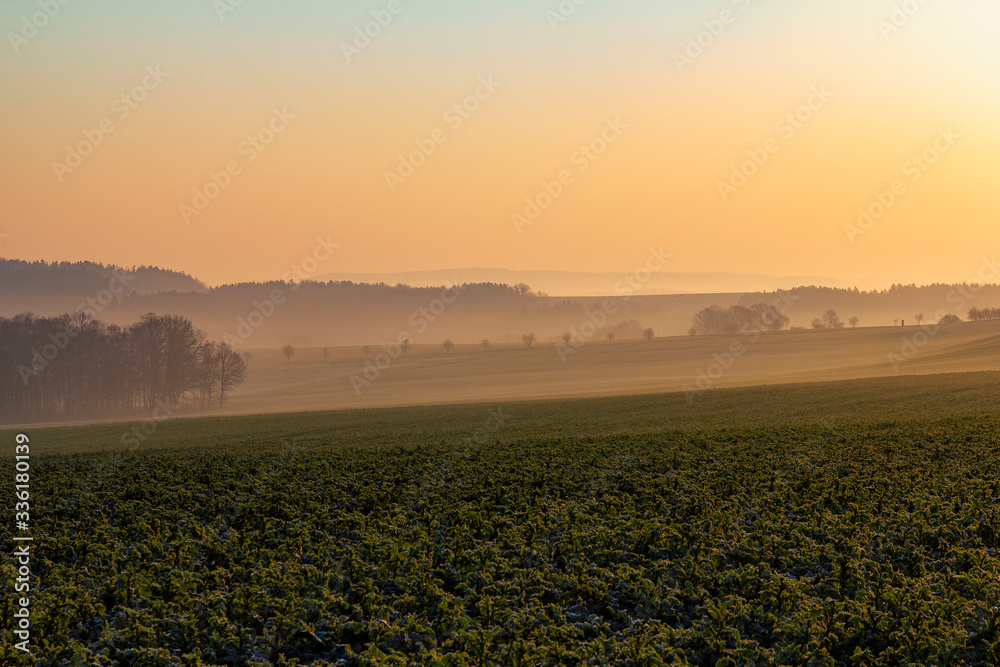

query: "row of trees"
left=689, top=304, right=791, bottom=336
left=351, top=321, right=657, bottom=357
left=811, top=310, right=849, bottom=329
left=0, top=313, right=245, bottom=423
left=968, top=307, right=1000, bottom=321
left=693, top=305, right=980, bottom=333
left=812, top=310, right=969, bottom=329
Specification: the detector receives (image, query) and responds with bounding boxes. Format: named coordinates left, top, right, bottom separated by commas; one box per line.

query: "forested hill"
left=0, top=259, right=208, bottom=315
left=4, top=257, right=1000, bottom=345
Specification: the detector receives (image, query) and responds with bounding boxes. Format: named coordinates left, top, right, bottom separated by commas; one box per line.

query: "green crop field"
left=6, top=371, right=1000, bottom=665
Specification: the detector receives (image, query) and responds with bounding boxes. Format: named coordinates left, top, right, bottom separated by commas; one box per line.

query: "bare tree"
left=361, top=345, right=371, bottom=359
left=752, top=304, right=790, bottom=333
left=848, top=316, right=859, bottom=328
left=812, top=318, right=825, bottom=330
left=687, top=327, right=697, bottom=337
left=606, top=332, right=615, bottom=344
left=129, top=313, right=203, bottom=408
left=522, top=333, right=536, bottom=349
left=199, top=342, right=219, bottom=409
left=915, top=313, right=924, bottom=325
left=322, top=347, right=329, bottom=361
left=643, top=327, right=655, bottom=342
left=281, top=344, right=294, bottom=366
left=821, top=309, right=843, bottom=329
left=164, top=315, right=204, bottom=404
left=562, top=332, right=573, bottom=345
left=512, top=283, right=532, bottom=297
left=217, top=342, right=246, bottom=408
left=442, top=339, right=454, bottom=354
left=480, top=338, right=490, bottom=351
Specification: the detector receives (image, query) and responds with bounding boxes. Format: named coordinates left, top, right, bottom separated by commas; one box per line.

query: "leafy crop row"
left=5, top=415, right=1000, bottom=664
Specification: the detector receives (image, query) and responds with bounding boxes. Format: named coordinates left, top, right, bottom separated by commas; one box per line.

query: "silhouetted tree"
left=606, top=332, right=615, bottom=344
left=442, top=340, right=454, bottom=354
left=915, top=313, right=924, bottom=325
left=281, top=344, right=294, bottom=366
left=480, top=339, right=490, bottom=351
left=522, top=333, right=536, bottom=349
left=691, top=303, right=789, bottom=335
left=322, top=347, right=329, bottom=361
left=198, top=342, right=219, bottom=409
left=848, top=316, right=859, bottom=328
left=821, top=309, right=843, bottom=329
left=216, top=342, right=245, bottom=408
left=643, top=328, right=655, bottom=342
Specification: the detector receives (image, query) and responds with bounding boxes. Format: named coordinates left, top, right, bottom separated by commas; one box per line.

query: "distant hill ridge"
left=0, top=258, right=208, bottom=315
left=4, top=257, right=1000, bottom=346
left=311, top=267, right=853, bottom=296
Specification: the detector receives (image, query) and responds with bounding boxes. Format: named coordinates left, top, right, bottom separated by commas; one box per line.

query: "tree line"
left=967, top=307, right=1000, bottom=321
left=688, top=304, right=791, bottom=336
left=0, top=312, right=245, bottom=424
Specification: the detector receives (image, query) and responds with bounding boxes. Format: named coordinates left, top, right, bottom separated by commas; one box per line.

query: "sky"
left=1, top=0, right=999, bottom=289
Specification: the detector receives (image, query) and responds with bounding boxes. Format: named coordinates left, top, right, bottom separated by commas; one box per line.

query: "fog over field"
left=205, top=319, right=1000, bottom=418
left=6, top=257, right=1000, bottom=426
